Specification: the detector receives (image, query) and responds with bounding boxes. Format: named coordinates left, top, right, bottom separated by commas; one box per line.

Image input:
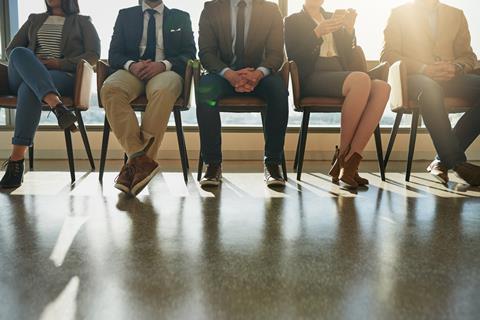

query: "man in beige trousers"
left=101, top=0, right=196, bottom=196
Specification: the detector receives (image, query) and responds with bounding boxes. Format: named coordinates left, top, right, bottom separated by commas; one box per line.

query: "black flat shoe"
left=0, top=158, right=24, bottom=189
left=52, top=103, right=77, bottom=130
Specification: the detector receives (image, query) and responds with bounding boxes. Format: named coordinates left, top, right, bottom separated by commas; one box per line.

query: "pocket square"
left=170, top=28, right=182, bottom=32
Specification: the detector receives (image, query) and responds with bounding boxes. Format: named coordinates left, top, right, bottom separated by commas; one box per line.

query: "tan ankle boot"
left=354, top=172, right=369, bottom=186
left=340, top=153, right=363, bottom=188
left=328, top=146, right=341, bottom=183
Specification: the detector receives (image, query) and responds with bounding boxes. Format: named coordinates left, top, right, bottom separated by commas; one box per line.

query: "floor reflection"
left=0, top=172, right=479, bottom=319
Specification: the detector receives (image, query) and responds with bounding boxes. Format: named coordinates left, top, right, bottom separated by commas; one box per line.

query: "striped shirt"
left=35, top=16, right=65, bottom=59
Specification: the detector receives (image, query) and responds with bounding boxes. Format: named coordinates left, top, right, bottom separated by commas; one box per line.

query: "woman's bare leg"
left=340, top=72, right=371, bottom=157
left=10, top=145, right=28, bottom=161
left=346, top=80, right=390, bottom=160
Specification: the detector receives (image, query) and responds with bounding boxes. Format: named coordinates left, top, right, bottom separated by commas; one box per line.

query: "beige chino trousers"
left=101, top=70, right=183, bottom=160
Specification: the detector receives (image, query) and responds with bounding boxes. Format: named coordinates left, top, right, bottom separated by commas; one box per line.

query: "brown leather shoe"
left=130, top=155, right=161, bottom=196
left=114, top=163, right=136, bottom=194
left=453, top=162, right=480, bottom=186
left=329, top=147, right=368, bottom=186
left=339, top=153, right=363, bottom=189
left=427, top=160, right=449, bottom=184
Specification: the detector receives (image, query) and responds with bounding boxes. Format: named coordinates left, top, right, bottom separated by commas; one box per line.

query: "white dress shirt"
left=124, top=1, right=172, bottom=71
left=220, top=0, right=270, bottom=78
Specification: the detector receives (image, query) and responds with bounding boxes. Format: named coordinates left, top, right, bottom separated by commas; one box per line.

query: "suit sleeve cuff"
left=257, top=67, right=270, bottom=77
left=162, top=60, right=172, bottom=71
left=220, top=67, right=232, bottom=78
left=124, top=60, right=135, bottom=71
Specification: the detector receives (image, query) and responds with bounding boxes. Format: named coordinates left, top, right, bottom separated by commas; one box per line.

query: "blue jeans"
left=196, top=73, right=289, bottom=165
left=408, top=74, right=480, bottom=169
left=8, top=47, right=75, bottom=146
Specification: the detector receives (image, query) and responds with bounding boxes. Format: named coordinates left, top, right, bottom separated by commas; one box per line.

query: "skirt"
left=302, top=57, right=351, bottom=98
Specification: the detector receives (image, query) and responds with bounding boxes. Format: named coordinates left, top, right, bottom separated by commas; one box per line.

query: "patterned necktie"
left=234, top=0, right=247, bottom=69
left=142, top=9, right=157, bottom=61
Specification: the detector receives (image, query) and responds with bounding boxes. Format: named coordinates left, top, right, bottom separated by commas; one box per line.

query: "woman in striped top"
left=1, top=0, right=100, bottom=189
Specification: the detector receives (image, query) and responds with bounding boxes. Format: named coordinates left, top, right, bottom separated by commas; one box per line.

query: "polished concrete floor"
left=1, top=161, right=479, bottom=320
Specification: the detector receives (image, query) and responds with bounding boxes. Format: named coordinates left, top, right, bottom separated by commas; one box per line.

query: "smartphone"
left=332, top=9, right=348, bottom=20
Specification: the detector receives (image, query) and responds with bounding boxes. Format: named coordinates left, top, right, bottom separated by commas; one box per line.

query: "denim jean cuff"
left=264, top=157, right=282, bottom=166
left=12, top=136, right=33, bottom=147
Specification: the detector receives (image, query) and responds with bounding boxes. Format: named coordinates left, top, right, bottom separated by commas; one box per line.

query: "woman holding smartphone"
left=285, top=0, right=390, bottom=189
left=0, top=0, right=100, bottom=189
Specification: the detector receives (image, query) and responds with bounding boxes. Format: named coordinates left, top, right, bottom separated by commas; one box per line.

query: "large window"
left=9, top=0, right=480, bottom=128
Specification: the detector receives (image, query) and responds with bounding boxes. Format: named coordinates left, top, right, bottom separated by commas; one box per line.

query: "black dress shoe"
left=265, top=163, right=285, bottom=187
left=0, top=158, right=24, bottom=189
left=52, top=103, right=77, bottom=130
left=200, top=164, right=222, bottom=187
left=454, top=162, right=480, bottom=186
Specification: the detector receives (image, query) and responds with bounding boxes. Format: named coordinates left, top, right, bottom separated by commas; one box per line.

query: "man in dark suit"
left=101, top=0, right=196, bottom=196
left=197, top=0, right=289, bottom=187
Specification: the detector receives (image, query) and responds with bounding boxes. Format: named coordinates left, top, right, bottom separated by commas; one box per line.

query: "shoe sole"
left=430, top=172, right=449, bottom=184
left=130, top=165, right=162, bottom=196
left=266, top=180, right=286, bottom=187
left=114, top=183, right=131, bottom=194
left=58, top=113, right=78, bottom=130
left=200, top=179, right=222, bottom=187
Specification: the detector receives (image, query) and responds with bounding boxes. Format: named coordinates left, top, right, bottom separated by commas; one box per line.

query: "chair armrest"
left=182, top=60, right=195, bottom=107
left=0, top=61, right=9, bottom=95
left=73, top=59, right=94, bottom=109
left=368, top=62, right=390, bottom=81
left=387, top=61, right=409, bottom=112
left=96, top=60, right=110, bottom=108
left=288, top=61, right=301, bottom=109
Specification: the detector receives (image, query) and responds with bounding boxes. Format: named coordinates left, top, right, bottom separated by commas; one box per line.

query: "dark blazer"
left=199, top=0, right=285, bottom=74
left=108, top=5, right=196, bottom=78
left=6, top=13, right=100, bottom=72
left=285, top=8, right=356, bottom=81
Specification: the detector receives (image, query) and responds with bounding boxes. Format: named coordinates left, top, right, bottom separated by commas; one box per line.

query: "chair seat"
left=296, top=97, right=345, bottom=112
left=391, top=97, right=473, bottom=114
left=0, top=95, right=75, bottom=110
left=217, top=96, right=266, bottom=112
left=120, top=96, right=189, bottom=112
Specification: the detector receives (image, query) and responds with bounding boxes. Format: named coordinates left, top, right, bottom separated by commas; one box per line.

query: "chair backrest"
left=73, top=59, right=94, bottom=110
left=0, top=62, right=9, bottom=96
left=387, top=61, right=409, bottom=112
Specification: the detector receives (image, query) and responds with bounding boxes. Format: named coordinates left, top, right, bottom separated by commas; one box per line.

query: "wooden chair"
left=193, top=63, right=290, bottom=182
left=97, top=60, right=194, bottom=184
left=0, top=59, right=95, bottom=183
left=383, top=61, right=478, bottom=181
left=290, top=46, right=388, bottom=181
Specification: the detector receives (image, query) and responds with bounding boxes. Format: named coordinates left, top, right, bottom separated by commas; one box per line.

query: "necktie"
left=234, top=0, right=246, bottom=69
left=142, top=9, right=157, bottom=61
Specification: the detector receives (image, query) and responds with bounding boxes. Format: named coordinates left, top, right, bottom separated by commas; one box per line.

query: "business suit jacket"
left=109, top=5, right=196, bottom=78
left=285, top=8, right=356, bottom=81
left=381, top=3, right=477, bottom=74
left=199, top=0, right=284, bottom=74
left=6, top=13, right=100, bottom=72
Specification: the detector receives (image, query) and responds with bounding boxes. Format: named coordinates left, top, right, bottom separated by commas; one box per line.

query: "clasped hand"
left=130, top=60, right=166, bottom=81
left=224, top=68, right=264, bottom=93
left=424, top=61, right=457, bottom=82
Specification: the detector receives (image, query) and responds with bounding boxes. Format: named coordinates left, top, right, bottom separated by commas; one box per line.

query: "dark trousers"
left=408, top=74, right=480, bottom=169
left=196, top=73, right=289, bottom=165
left=8, top=47, right=74, bottom=146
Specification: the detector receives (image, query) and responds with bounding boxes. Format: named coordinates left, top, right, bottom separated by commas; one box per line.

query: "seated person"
left=0, top=0, right=100, bottom=189
left=100, top=0, right=196, bottom=196
left=197, top=0, right=289, bottom=187
left=285, top=0, right=390, bottom=189
left=381, top=0, right=480, bottom=185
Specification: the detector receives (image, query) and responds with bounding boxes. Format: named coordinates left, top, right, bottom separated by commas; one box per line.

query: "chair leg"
left=293, top=123, right=303, bottom=171
left=75, top=110, right=95, bottom=171
left=296, top=111, right=310, bottom=181
left=374, top=125, right=386, bottom=181
left=197, top=152, right=204, bottom=182
left=99, top=116, right=110, bottom=182
left=124, top=154, right=128, bottom=165
left=406, top=110, right=420, bottom=182
left=384, top=112, right=403, bottom=169
left=282, top=151, right=288, bottom=181
left=29, top=144, right=34, bottom=171
left=64, top=129, right=75, bottom=183
left=174, top=109, right=189, bottom=184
